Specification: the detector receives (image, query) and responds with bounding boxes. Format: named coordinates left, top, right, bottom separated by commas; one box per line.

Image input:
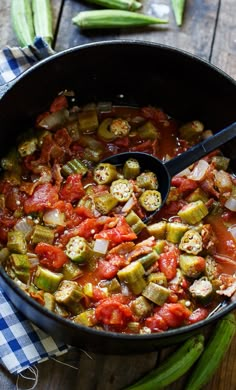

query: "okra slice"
left=54, top=280, right=84, bottom=314
left=147, top=272, right=168, bottom=287
left=166, top=222, right=189, bottom=244
left=44, top=292, right=56, bottom=311
left=93, top=162, right=117, bottom=184
left=139, top=190, right=162, bottom=211
left=74, top=309, right=96, bottom=326
left=34, top=266, right=63, bottom=293
left=62, top=261, right=83, bottom=280
left=189, top=277, right=214, bottom=304
left=18, top=137, right=38, bottom=157
left=137, top=251, right=159, bottom=270
left=123, top=158, right=140, bottom=179
left=117, top=261, right=145, bottom=283
left=131, top=296, right=152, bottom=318
left=179, top=229, right=203, bottom=255
left=97, top=118, right=117, bottom=141
left=178, top=200, right=209, bottom=224
left=186, top=188, right=209, bottom=203
left=154, top=240, right=166, bottom=254
left=147, top=221, right=167, bottom=239
left=7, top=231, right=27, bottom=254
left=94, top=192, right=118, bottom=214
left=142, top=282, right=170, bottom=305
left=212, top=155, right=230, bottom=171
left=137, top=120, right=158, bottom=140
left=31, top=225, right=54, bottom=245
left=127, top=322, right=140, bottom=333
left=179, top=254, right=206, bottom=278
left=78, top=109, right=99, bottom=133
left=65, top=236, right=93, bottom=263
left=110, top=118, right=131, bottom=137
left=110, top=179, right=133, bottom=202
left=61, top=158, right=88, bottom=177
left=125, top=210, right=146, bottom=234
left=129, top=276, right=147, bottom=295
left=179, top=120, right=204, bottom=142
left=136, top=171, right=159, bottom=190
left=10, top=253, right=30, bottom=283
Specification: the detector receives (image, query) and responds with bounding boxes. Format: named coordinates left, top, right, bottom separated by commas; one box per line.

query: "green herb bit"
left=61, top=158, right=88, bottom=177
left=10, top=253, right=30, bottom=283
left=31, top=225, right=54, bottom=245
left=7, top=231, right=27, bottom=254
left=72, top=10, right=168, bottom=30
left=34, top=266, right=63, bottom=292
left=65, top=236, right=93, bottom=263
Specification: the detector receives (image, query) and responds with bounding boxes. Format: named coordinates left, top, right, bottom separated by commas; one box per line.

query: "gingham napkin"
left=0, top=37, right=68, bottom=375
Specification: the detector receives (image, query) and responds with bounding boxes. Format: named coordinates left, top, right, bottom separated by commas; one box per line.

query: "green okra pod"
left=32, top=0, right=53, bottom=45
left=11, top=0, right=35, bottom=47
left=72, top=10, right=168, bottom=30
left=171, top=0, right=186, bottom=27
left=85, top=0, right=142, bottom=11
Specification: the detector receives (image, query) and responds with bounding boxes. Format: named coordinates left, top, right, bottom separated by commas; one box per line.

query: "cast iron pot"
left=0, top=40, right=236, bottom=354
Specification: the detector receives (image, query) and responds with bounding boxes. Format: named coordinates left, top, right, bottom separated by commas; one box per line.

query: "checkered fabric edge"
left=0, top=36, right=55, bottom=85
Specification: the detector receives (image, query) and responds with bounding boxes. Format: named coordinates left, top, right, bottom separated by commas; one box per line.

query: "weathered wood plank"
left=211, top=0, right=236, bottom=79
left=56, top=0, right=220, bottom=61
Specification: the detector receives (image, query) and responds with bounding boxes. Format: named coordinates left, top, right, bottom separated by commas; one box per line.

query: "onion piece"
left=188, top=160, right=209, bottom=181
left=14, top=217, right=34, bottom=239
left=93, top=239, right=109, bottom=255
left=224, top=196, right=236, bottom=211
left=228, top=225, right=236, bottom=240
left=122, top=196, right=136, bottom=213
left=176, top=167, right=191, bottom=177
left=43, top=209, right=66, bottom=226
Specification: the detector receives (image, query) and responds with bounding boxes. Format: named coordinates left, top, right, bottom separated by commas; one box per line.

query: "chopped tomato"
left=187, top=308, right=209, bottom=324
left=155, top=303, right=191, bottom=328
left=54, top=128, right=72, bottom=149
left=97, top=255, right=127, bottom=279
left=145, top=314, right=168, bottom=332
left=207, top=215, right=236, bottom=261
left=94, top=216, right=137, bottom=245
left=50, top=95, right=68, bottom=112
left=35, top=243, right=68, bottom=269
left=95, top=298, right=133, bottom=326
left=60, top=174, right=85, bottom=203
left=24, top=183, right=59, bottom=214
left=114, top=136, right=129, bottom=148
left=159, top=248, right=179, bottom=280
left=171, top=177, right=198, bottom=194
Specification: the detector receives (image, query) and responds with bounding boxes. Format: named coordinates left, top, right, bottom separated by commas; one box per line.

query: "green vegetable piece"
left=127, top=322, right=140, bottom=333
left=131, top=296, right=152, bottom=318
left=94, top=193, right=118, bottom=214
left=72, top=10, right=168, bottom=30
left=137, top=121, right=158, bottom=140
left=129, top=276, right=147, bottom=295
left=32, top=0, right=53, bottom=45
left=0, top=247, right=10, bottom=264
left=179, top=254, right=205, bottom=278
left=18, top=138, right=38, bottom=157
left=44, top=292, right=56, bottom=311
left=110, top=118, right=131, bottom=137
left=1, top=148, right=20, bottom=172
left=61, top=158, right=88, bottom=177
left=62, top=261, right=83, bottom=280
left=204, top=256, right=219, bottom=281
left=136, top=171, right=158, bottom=190
left=139, top=190, right=162, bottom=212
left=185, top=313, right=236, bottom=390
left=110, top=179, right=133, bottom=202
left=97, top=118, right=117, bottom=141
left=11, top=0, right=35, bottom=47
left=78, top=109, right=99, bottom=133
left=10, top=253, right=30, bottom=283
left=123, top=158, right=140, bottom=179
left=179, top=229, right=203, bottom=255
left=74, top=309, right=96, bottom=326
left=178, top=200, right=208, bottom=224
left=186, top=188, right=209, bottom=203
left=166, top=222, right=188, bottom=244
left=54, top=280, right=84, bottom=314
left=31, top=225, right=54, bottom=245
left=100, top=278, right=121, bottom=293
left=85, top=0, right=142, bottom=11
left=7, top=231, right=27, bottom=254
left=34, top=266, right=63, bottom=292
left=189, top=277, right=213, bottom=304
left=83, top=282, right=94, bottom=297
left=154, top=240, right=166, bottom=254
left=171, top=0, right=186, bottom=27
left=93, top=163, right=117, bottom=184
left=125, top=210, right=146, bottom=234
left=212, top=155, right=230, bottom=171
left=179, top=120, right=204, bottom=142
left=117, top=261, right=145, bottom=284
left=142, top=282, right=170, bottom=305
left=147, top=221, right=167, bottom=239
left=137, top=251, right=159, bottom=270
left=65, top=236, right=93, bottom=263
left=147, top=272, right=167, bottom=287
left=126, top=334, right=204, bottom=389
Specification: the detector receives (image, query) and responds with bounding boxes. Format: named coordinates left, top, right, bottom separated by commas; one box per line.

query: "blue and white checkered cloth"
left=0, top=37, right=68, bottom=375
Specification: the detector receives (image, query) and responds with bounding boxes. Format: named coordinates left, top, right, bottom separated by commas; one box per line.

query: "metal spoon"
left=102, top=122, right=236, bottom=221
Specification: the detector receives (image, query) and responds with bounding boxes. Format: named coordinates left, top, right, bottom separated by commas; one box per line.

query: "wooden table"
left=0, top=1, right=236, bottom=389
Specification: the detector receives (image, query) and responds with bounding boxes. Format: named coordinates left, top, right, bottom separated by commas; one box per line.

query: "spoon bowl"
left=102, top=122, right=236, bottom=221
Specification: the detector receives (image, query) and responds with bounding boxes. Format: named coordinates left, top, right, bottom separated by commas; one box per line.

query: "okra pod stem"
left=185, top=313, right=236, bottom=390
left=72, top=10, right=168, bottom=30
left=84, top=0, right=142, bottom=11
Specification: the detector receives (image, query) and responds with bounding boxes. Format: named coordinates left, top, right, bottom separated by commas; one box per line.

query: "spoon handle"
left=165, top=122, right=236, bottom=177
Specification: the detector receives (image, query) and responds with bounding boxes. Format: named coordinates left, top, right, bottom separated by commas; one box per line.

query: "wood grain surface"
left=0, top=1, right=235, bottom=389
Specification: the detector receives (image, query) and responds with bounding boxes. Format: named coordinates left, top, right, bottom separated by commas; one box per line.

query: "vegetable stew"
left=0, top=91, right=236, bottom=334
